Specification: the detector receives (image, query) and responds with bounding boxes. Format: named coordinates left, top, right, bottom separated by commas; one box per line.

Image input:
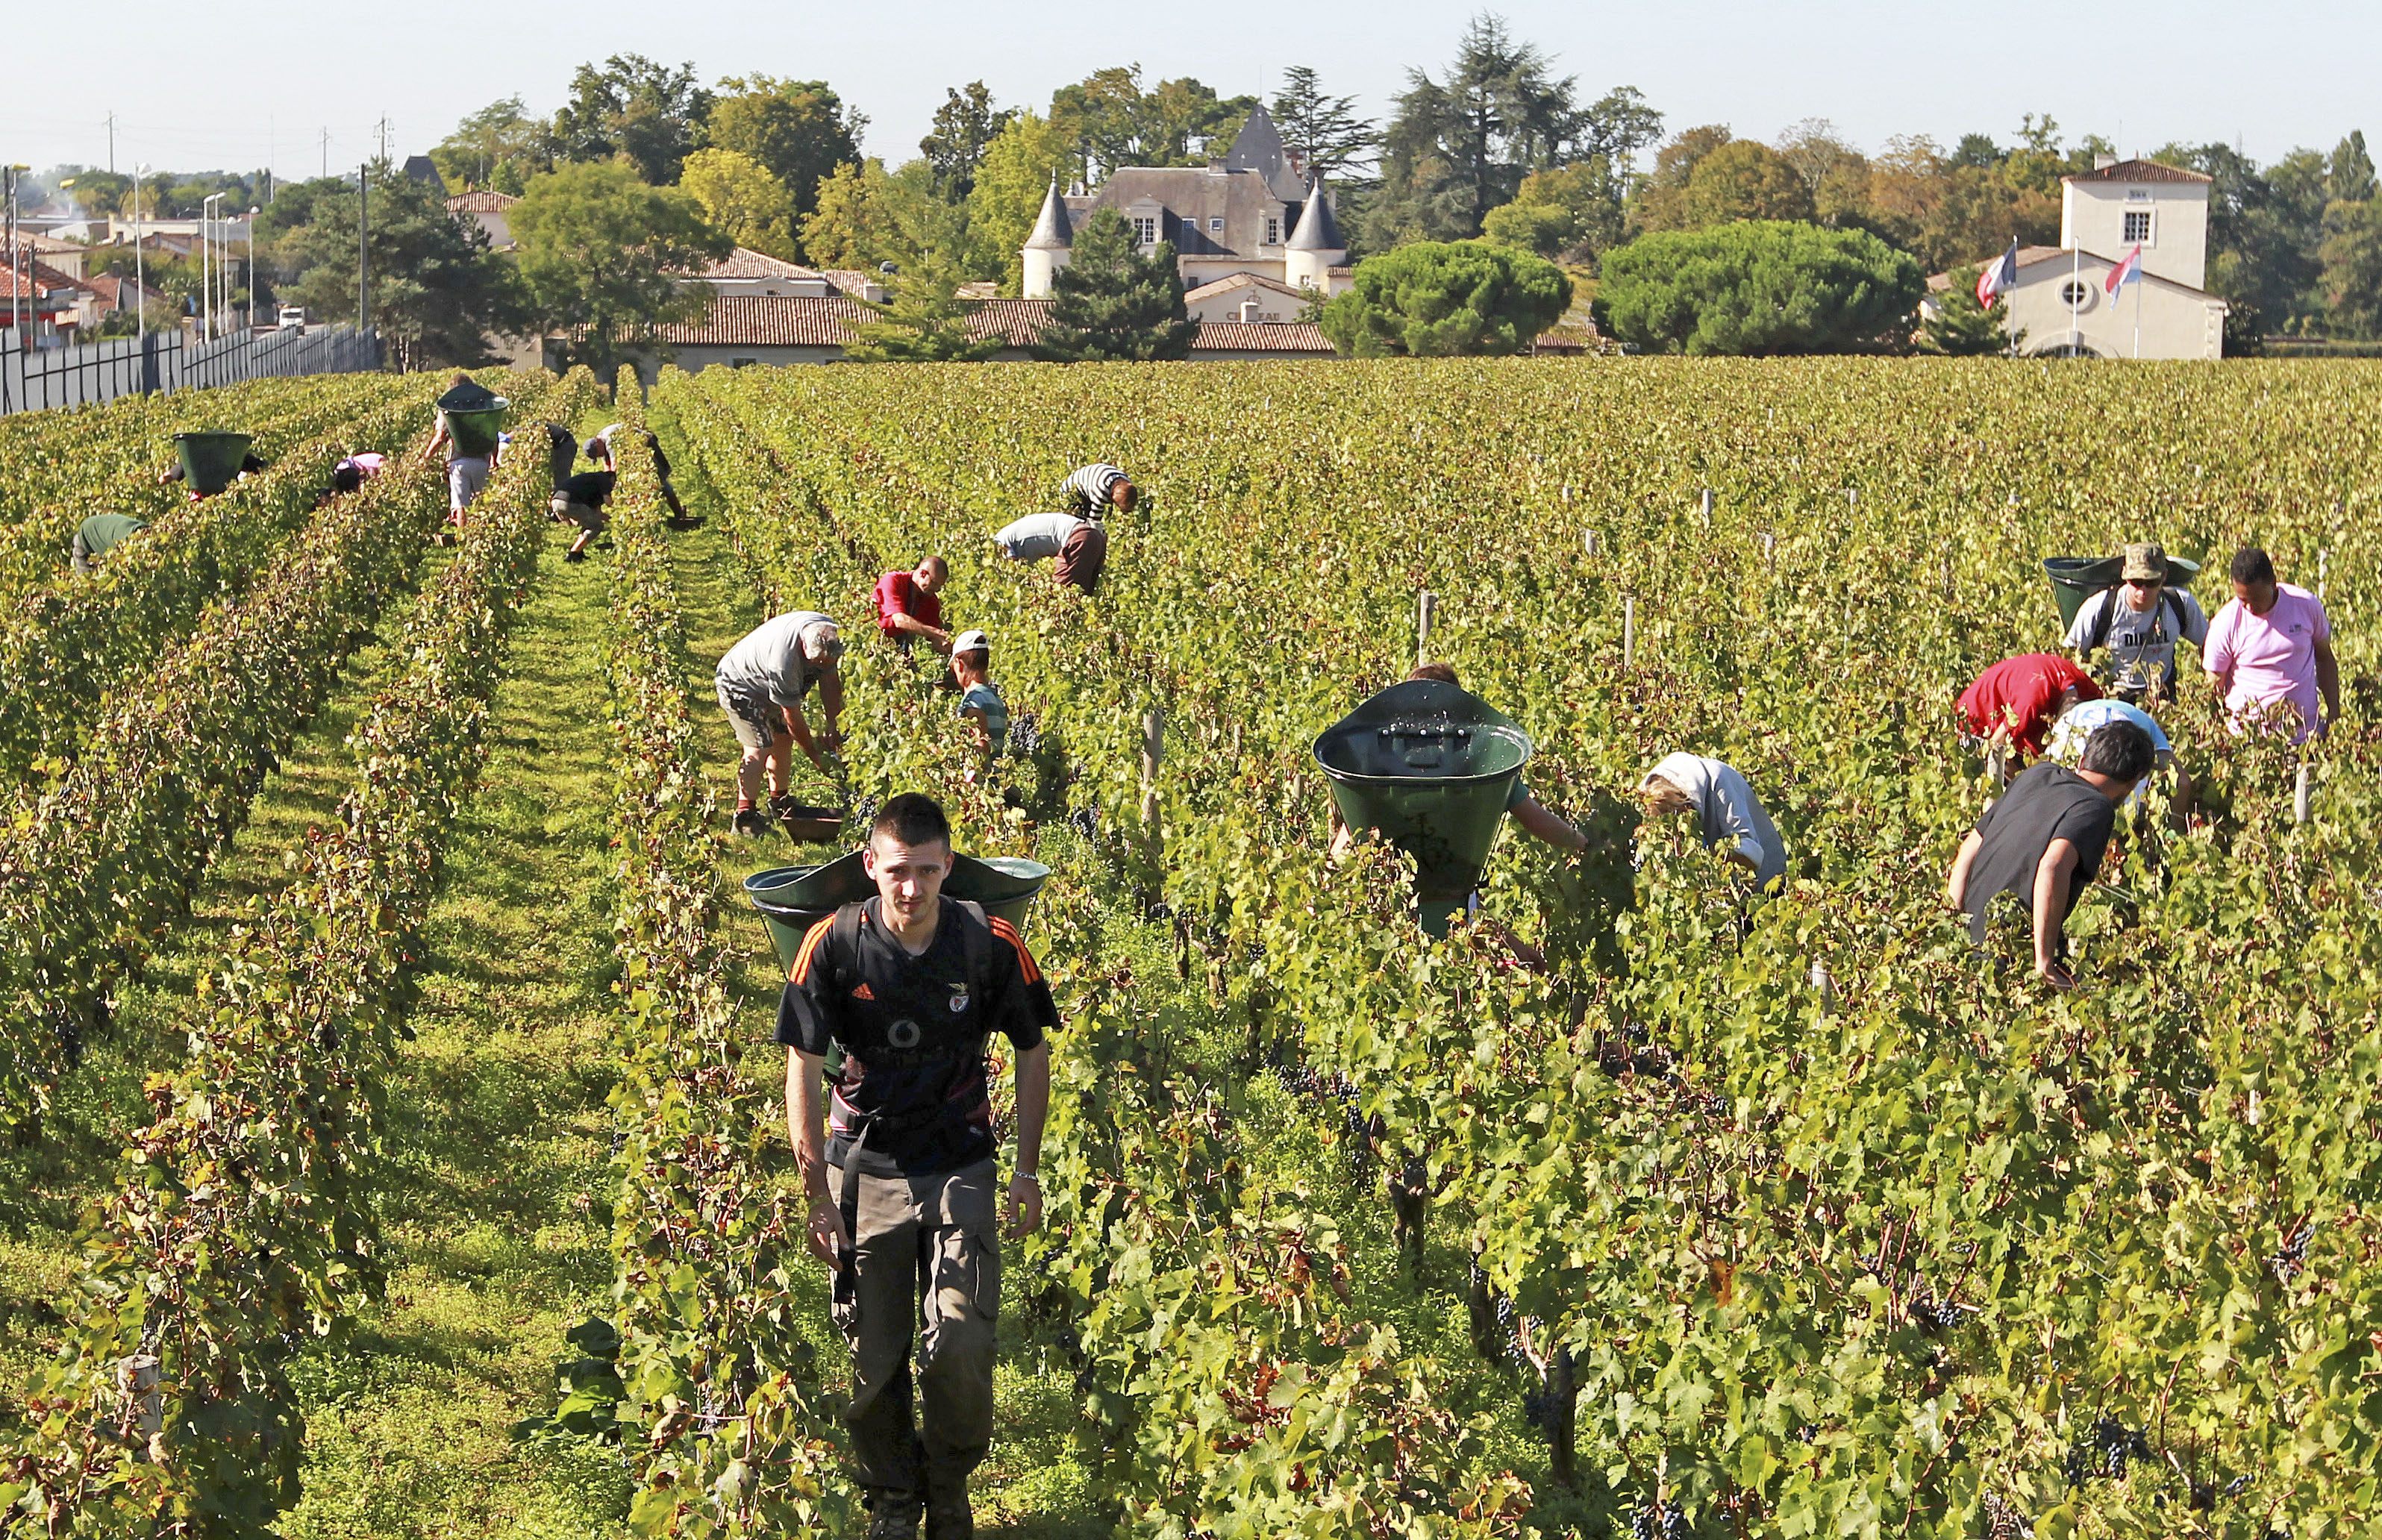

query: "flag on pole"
left=2104, top=242, right=2144, bottom=301
left=1976, top=240, right=2019, bottom=307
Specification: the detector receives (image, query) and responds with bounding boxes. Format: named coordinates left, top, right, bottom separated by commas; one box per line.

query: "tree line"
left=28, top=13, right=2382, bottom=362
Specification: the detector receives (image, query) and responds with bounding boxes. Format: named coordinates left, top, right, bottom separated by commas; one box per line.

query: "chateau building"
left=1022, top=104, right=1351, bottom=301
left=1923, top=157, right=2229, bottom=360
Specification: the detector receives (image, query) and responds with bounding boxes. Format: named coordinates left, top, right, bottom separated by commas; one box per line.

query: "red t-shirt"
left=872, top=570, right=942, bottom=637
left=1957, top=654, right=2101, bottom=757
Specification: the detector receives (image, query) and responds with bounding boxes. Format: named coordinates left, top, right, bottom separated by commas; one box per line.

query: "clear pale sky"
left=0, top=0, right=2364, bottom=181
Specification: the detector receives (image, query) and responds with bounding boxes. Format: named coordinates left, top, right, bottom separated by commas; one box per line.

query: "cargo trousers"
left=831, top=1156, right=1001, bottom=1503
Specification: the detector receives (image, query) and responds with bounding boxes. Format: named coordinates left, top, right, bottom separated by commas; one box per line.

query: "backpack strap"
left=948, top=898, right=995, bottom=992
left=826, top=901, right=867, bottom=986
left=2086, top=585, right=2123, bottom=651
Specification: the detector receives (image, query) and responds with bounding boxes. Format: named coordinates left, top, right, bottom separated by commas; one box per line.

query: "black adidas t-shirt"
left=778, top=896, right=1057, bottom=1175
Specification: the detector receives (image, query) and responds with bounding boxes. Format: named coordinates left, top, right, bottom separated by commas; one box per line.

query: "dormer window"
left=1133, top=216, right=1157, bottom=244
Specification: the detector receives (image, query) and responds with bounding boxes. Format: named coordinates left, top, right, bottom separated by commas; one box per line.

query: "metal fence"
left=0, top=325, right=382, bottom=416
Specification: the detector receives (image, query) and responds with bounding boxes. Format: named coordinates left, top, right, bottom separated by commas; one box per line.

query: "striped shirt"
left=1060, top=463, right=1130, bottom=514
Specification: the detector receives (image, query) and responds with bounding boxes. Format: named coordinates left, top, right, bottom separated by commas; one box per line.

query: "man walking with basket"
left=782, top=793, right=1057, bottom=1540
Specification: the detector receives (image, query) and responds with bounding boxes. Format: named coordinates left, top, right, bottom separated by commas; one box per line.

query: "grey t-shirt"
left=717, top=611, right=832, bottom=709
left=2064, top=586, right=2208, bottom=695
left=994, top=513, right=1090, bottom=561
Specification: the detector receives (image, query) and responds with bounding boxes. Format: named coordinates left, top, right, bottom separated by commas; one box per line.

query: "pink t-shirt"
left=2205, top=583, right=2330, bottom=741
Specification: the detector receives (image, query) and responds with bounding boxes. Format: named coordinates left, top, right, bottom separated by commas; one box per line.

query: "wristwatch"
left=1013, top=1169, right=1040, bottom=1184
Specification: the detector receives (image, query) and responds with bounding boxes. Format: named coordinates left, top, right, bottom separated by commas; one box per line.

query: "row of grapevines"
left=656, top=366, right=1537, bottom=1534
left=660, top=357, right=2382, bottom=1536
left=591, top=372, right=855, bottom=1538
left=0, top=367, right=587, bottom=1538
left=0, top=371, right=418, bottom=602
left=0, top=375, right=451, bottom=783
left=0, top=371, right=569, bottom=1129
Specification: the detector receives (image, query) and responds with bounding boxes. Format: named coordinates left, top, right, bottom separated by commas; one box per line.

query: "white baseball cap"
left=951, top=628, right=991, bottom=654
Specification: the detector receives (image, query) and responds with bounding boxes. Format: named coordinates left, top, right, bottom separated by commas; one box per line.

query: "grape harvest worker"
left=2064, top=543, right=2208, bottom=703
left=1638, top=752, right=1788, bottom=891
left=588, top=423, right=695, bottom=527
left=315, top=451, right=387, bottom=507
left=1328, top=663, right=1589, bottom=862
left=2042, top=698, right=2192, bottom=816
left=537, top=422, right=580, bottom=487
left=422, top=372, right=498, bottom=532
left=949, top=629, right=1007, bottom=756
left=157, top=450, right=265, bottom=498
left=875, top=556, right=952, bottom=653
left=2205, top=545, right=2338, bottom=744
left=991, top=510, right=1109, bottom=595
left=1944, top=720, right=2155, bottom=990
left=781, top=792, right=1056, bottom=1540
left=1956, top=653, right=2101, bottom=760
left=550, top=466, right=614, bottom=563
left=70, top=513, right=146, bottom=574
left=1060, top=462, right=1137, bottom=518
left=716, top=612, right=845, bottom=838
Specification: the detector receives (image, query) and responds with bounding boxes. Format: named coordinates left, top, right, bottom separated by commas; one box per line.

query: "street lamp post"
left=200, top=192, right=222, bottom=340
left=132, top=164, right=147, bottom=345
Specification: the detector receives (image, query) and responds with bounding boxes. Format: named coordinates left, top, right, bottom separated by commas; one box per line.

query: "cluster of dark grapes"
left=1466, top=1262, right=1525, bottom=1368
left=1009, top=711, right=1041, bottom=756
left=2269, top=1219, right=2315, bottom=1283
left=1265, top=1054, right=1372, bottom=1184
left=1628, top=1500, right=1688, bottom=1540
left=1981, top=1493, right=2035, bottom=1539
left=2066, top=1418, right=2153, bottom=1486
left=1066, top=805, right=1097, bottom=842
left=851, top=794, right=880, bottom=827
left=1908, top=1296, right=1975, bottom=1333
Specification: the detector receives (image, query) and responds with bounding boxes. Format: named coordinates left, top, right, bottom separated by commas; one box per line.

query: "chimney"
left=1207, top=157, right=1225, bottom=175
left=2094, top=154, right=2119, bottom=170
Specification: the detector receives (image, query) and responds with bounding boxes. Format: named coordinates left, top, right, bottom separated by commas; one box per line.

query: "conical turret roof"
left=1287, top=177, right=1345, bottom=253
left=1025, top=178, right=1073, bottom=250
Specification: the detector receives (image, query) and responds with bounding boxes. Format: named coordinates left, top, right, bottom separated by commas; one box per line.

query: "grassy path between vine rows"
left=660, top=448, right=1109, bottom=1538
left=0, top=547, right=456, bottom=1438
left=277, top=529, right=628, bottom=1540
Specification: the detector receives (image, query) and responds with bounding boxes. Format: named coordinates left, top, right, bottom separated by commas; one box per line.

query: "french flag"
left=2104, top=243, right=2144, bottom=299
left=1975, top=240, right=2019, bottom=308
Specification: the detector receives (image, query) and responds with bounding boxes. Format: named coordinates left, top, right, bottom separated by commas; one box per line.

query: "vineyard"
left=1, top=356, right=2379, bottom=1539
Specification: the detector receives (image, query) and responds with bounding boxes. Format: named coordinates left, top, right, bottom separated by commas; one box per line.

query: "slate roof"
left=2066, top=158, right=2213, bottom=185
left=1025, top=181, right=1073, bottom=250
left=1287, top=179, right=1344, bottom=251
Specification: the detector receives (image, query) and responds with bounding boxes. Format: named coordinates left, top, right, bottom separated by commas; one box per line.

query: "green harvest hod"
left=1313, top=677, right=1533, bottom=939
left=172, top=431, right=254, bottom=494
left=743, top=851, right=1054, bottom=971
left=2044, top=552, right=2201, bottom=632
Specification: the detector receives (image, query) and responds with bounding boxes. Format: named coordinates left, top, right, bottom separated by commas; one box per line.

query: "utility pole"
left=320, top=127, right=331, bottom=179
left=357, top=163, right=369, bottom=332
left=374, top=116, right=391, bottom=164
left=104, top=112, right=117, bottom=174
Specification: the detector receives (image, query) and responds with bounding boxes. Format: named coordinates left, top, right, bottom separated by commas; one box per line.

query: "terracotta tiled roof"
left=654, top=294, right=875, bottom=346
left=22, top=232, right=84, bottom=253
left=446, top=190, right=519, bottom=213
left=81, top=273, right=163, bottom=308
left=694, top=246, right=825, bottom=281
left=954, top=281, right=997, bottom=299
left=966, top=298, right=1052, bottom=345
left=2065, top=158, right=2213, bottom=185
left=0, top=255, right=95, bottom=295
left=817, top=268, right=890, bottom=297
left=1191, top=321, right=1333, bottom=353
left=1925, top=247, right=2066, bottom=291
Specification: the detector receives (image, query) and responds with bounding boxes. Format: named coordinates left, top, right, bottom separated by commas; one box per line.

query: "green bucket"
left=2045, top=553, right=2203, bottom=632
left=744, top=851, right=1054, bottom=971
left=1313, top=678, right=1532, bottom=938
left=173, top=431, right=254, bottom=495
left=442, top=405, right=508, bottom=459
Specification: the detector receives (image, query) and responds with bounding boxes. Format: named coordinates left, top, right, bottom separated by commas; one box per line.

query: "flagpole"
left=2071, top=242, right=2081, bottom=357
left=2133, top=271, right=2142, bottom=359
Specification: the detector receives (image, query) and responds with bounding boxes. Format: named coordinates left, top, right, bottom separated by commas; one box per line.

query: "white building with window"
left=1021, top=104, right=1352, bottom=301
left=1921, top=157, right=2229, bottom=360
